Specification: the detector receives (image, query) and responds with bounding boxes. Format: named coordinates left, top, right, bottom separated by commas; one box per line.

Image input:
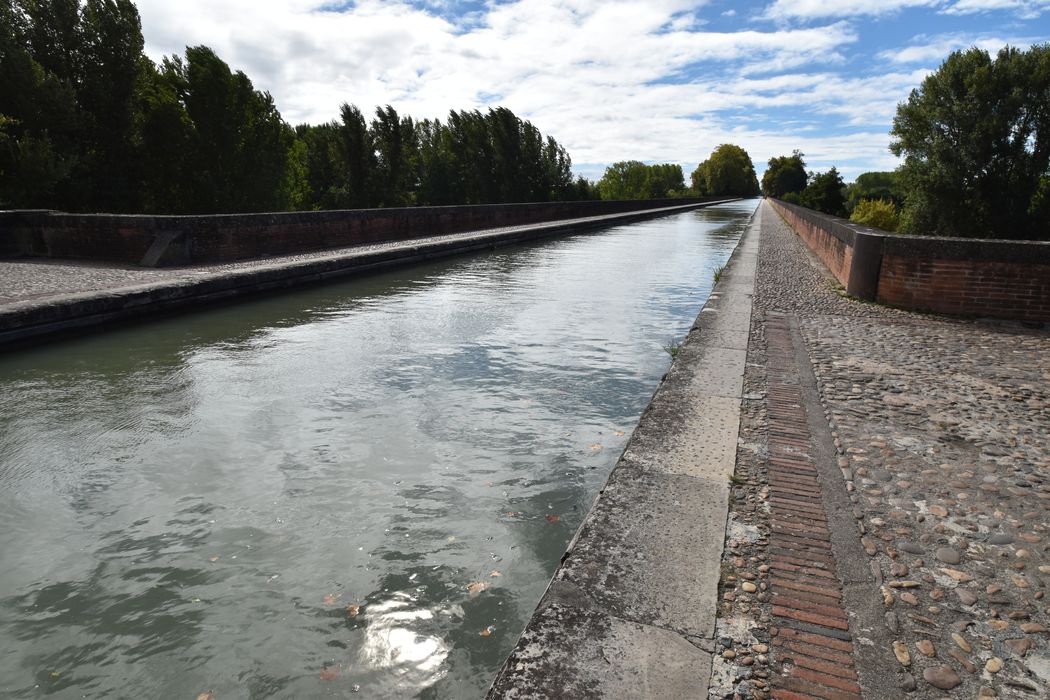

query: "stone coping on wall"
left=1, top=197, right=729, bottom=267
left=770, top=198, right=1050, bottom=264
left=486, top=203, right=761, bottom=698
left=769, top=198, right=1050, bottom=322
left=0, top=200, right=739, bottom=348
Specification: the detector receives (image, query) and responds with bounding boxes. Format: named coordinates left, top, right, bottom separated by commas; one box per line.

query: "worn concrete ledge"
left=487, top=203, right=761, bottom=698
left=0, top=200, right=737, bottom=348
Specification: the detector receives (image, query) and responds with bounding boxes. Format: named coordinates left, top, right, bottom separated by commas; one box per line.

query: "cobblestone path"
left=711, top=202, right=1050, bottom=699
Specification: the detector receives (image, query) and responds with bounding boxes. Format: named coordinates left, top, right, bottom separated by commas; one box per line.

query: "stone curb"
left=0, top=200, right=737, bottom=348
left=485, top=203, right=761, bottom=698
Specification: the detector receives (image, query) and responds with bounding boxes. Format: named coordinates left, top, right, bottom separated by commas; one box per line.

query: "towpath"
left=713, top=201, right=1050, bottom=699
left=0, top=201, right=728, bottom=346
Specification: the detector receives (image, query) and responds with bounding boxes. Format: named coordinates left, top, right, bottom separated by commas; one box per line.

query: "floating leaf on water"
left=196, top=693, right=215, bottom=700
left=490, top=570, right=502, bottom=578
left=319, top=666, right=338, bottom=681
left=614, top=431, right=625, bottom=437
left=346, top=604, right=360, bottom=617
left=546, top=514, right=560, bottom=523
left=207, top=555, right=220, bottom=562
left=323, top=594, right=340, bottom=606
left=48, top=671, right=60, bottom=679
left=589, top=444, right=603, bottom=450
left=466, top=581, right=489, bottom=594
left=480, top=625, right=496, bottom=637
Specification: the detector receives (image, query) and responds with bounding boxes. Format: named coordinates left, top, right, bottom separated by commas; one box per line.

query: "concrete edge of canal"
left=486, top=203, right=761, bottom=697
left=0, top=200, right=739, bottom=349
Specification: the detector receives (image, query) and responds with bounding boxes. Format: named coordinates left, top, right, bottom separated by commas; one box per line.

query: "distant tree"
left=800, top=167, right=848, bottom=217
left=156, top=46, right=293, bottom=213
left=761, top=150, right=808, bottom=198
left=846, top=171, right=901, bottom=213
left=371, top=105, right=417, bottom=207
left=691, top=144, right=759, bottom=196
left=75, top=0, right=145, bottom=210
left=850, top=199, right=899, bottom=231
left=0, top=1, right=77, bottom=207
left=597, top=161, right=684, bottom=200
left=890, top=44, right=1050, bottom=240
left=570, top=175, right=600, bottom=200
left=0, top=0, right=584, bottom=213
left=414, top=117, right=454, bottom=205
left=337, top=103, right=376, bottom=208
left=1, top=0, right=143, bottom=210
left=597, top=161, right=644, bottom=200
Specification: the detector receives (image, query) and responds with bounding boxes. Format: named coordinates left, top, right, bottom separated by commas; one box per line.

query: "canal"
left=0, top=200, right=757, bottom=699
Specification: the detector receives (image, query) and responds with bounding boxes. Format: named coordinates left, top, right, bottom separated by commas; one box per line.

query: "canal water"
left=0, top=200, right=757, bottom=699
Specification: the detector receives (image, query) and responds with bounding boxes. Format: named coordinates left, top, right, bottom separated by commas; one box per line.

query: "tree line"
left=593, top=145, right=761, bottom=201
left=0, top=0, right=588, bottom=213
left=763, top=44, right=1050, bottom=241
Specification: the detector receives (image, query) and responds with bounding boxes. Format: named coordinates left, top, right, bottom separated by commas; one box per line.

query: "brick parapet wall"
left=0, top=198, right=723, bottom=267
left=769, top=198, right=1050, bottom=322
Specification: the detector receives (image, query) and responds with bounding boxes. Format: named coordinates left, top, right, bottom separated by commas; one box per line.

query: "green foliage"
left=597, top=161, right=685, bottom=200
left=846, top=171, right=901, bottom=213
left=0, top=0, right=580, bottom=213
left=761, top=150, right=808, bottom=198
left=691, top=144, right=759, bottom=197
left=849, top=198, right=899, bottom=232
left=890, top=44, right=1050, bottom=240
left=800, top=167, right=848, bottom=217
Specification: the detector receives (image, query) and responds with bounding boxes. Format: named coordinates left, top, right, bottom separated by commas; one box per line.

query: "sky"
left=134, top=0, right=1050, bottom=182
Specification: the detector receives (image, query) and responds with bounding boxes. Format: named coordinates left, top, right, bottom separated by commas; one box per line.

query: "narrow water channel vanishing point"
left=0, top=200, right=757, bottom=699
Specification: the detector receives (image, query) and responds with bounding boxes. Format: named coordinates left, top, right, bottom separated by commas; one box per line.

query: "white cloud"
left=135, top=0, right=866, bottom=171
left=878, top=33, right=1039, bottom=63
left=763, top=0, right=1050, bottom=19
left=943, top=0, right=1050, bottom=18
left=131, top=0, right=1040, bottom=183
left=763, top=0, right=938, bottom=20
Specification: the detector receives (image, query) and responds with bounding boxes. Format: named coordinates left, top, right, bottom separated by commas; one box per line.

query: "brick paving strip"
left=714, top=200, right=1050, bottom=700
left=764, top=315, right=862, bottom=700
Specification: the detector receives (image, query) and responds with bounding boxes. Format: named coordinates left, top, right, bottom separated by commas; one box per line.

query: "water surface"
left=0, top=200, right=756, bottom=699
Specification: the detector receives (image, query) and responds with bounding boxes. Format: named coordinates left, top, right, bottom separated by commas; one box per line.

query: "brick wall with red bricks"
left=770, top=199, right=1050, bottom=323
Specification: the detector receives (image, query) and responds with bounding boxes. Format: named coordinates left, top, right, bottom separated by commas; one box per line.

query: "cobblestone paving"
left=714, top=202, right=1050, bottom=699
left=0, top=259, right=186, bottom=304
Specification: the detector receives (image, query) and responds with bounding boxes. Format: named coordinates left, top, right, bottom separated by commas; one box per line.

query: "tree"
left=76, top=0, right=145, bottom=211
left=157, top=46, right=293, bottom=213
left=846, top=171, right=901, bottom=212
left=761, top=150, right=807, bottom=198
left=0, top=1, right=580, bottom=213
left=691, top=144, right=759, bottom=196
left=597, top=161, right=684, bottom=200
left=0, top=1, right=78, bottom=207
left=371, top=105, right=416, bottom=207
left=890, top=44, right=1050, bottom=240
left=850, top=199, right=899, bottom=232
left=800, top=167, right=847, bottom=217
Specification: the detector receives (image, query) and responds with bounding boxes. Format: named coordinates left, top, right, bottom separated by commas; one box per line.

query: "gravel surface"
left=715, top=201, right=1050, bottom=699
